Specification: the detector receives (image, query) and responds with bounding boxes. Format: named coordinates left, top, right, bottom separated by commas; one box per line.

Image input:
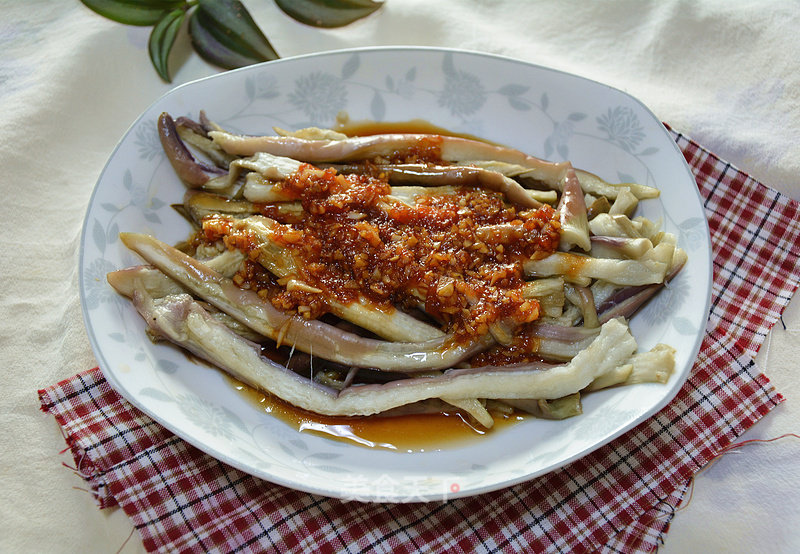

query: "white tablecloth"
left=2, top=1, right=798, bottom=551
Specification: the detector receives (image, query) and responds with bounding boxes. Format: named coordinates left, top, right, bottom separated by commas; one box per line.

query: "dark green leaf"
left=189, top=0, right=279, bottom=70
left=276, top=0, right=382, bottom=28
left=148, top=8, right=186, bottom=82
left=80, top=0, right=185, bottom=26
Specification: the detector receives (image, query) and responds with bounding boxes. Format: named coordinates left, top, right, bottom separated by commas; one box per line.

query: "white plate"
left=80, top=47, right=712, bottom=502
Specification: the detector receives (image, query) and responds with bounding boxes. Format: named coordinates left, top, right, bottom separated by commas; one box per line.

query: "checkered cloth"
left=40, top=128, right=800, bottom=553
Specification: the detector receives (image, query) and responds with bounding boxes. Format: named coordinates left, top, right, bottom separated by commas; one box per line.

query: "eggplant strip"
left=465, top=160, right=659, bottom=200
left=524, top=252, right=668, bottom=286
left=242, top=164, right=544, bottom=210
left=181, top=191, right=306, bottom=228
left=176, top=125, right=237, bottom=169
left=312, top=359, right=492, bottom=425
left=170, top=114, right=657, bottom=204
left=109, top=265, right=267, bottom=344
left=572, top=169, right=659, bottom=200
left=440, top=397, right=494, bottom=428
left=557, top=166, right=591, bottom=252
left=564, top=283, right=600, bottom=329
left=379, top=180, right=555, bottom=206
left=366, top=164, right=542, bottom=209
left=589, top=213, right=663, bottom=240
left=158, top=113, right=227, bottom=187
left=217, top=215, right=446, bottom=342
left=585, top=343, right=675, bottom=391
left=608, top=187, right=639, bottom=216
left=590, top=236, right=653, bottom=259
left=242, top=180, right=462, bottom=207
left=108, top=265, right=185, bottom=299
left=107, top=268, right=474, bottom=409
left=133, top=288, right=638, bottom=416
left=502, top=394, right=582, bottom=420
left=596, top=250, right=687, bottom=323
left=116, top=232, right=492, bottom=372
left=208, top=130, right=570, bottom=187
left=183, top=191, right=260, bottom=224
left=210, top=129, right=660, bottom=200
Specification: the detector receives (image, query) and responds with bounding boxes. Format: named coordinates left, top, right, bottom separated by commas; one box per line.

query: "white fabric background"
left=1, top=1, right=798, bottom=551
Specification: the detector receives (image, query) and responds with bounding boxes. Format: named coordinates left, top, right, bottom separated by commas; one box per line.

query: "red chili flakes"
left=202, top=163, right=561, bottom=341
left=386, top=135, right=443, bottom=164
left=467, top=329, right=544, bottom=366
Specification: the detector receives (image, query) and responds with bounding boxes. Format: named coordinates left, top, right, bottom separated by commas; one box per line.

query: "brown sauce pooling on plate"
left=225, top=375, right=527, bottom=452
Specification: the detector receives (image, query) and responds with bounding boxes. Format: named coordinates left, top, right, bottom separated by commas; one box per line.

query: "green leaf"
left=275, top=0, right=383, bottom=28
left=149, top=8, right=186, bottom=82
left=189, top=0, right=279, bottom=70
left=80, top=0, right=185, bottom=26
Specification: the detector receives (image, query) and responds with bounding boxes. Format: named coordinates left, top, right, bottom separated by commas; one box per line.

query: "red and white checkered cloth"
left=40, top=127, right=800, bottom=553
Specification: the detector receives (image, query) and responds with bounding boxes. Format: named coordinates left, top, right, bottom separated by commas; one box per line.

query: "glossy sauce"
left=225, top=375, right=527, bottom=452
